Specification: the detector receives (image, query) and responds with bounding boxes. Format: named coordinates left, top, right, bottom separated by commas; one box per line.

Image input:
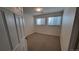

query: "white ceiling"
left=23, top=7, right=65, bottom=15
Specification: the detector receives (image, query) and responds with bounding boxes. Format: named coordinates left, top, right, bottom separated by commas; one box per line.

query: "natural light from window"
left=47, top=16, right=62, bottom=25
left=36, top=18, right=45, bottom=25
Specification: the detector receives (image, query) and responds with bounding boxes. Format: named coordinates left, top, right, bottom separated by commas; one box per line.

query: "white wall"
left=60, top=7, right=76, bottom=51
left=34, top=26, right=61, bottom=36
left=23, top=12, right=34, bottom=36
left=23, top=13, right=61, bottom=36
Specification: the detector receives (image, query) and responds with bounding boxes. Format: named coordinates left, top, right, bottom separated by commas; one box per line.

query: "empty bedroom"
left=23, top=7, right=76, bottom=51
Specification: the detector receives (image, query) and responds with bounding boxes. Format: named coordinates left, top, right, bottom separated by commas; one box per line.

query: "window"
left=35, top=18, right=45, bottom=25
left=47, top=16, right=62, bottom=26
left=34, top=12, right=63, bottom=26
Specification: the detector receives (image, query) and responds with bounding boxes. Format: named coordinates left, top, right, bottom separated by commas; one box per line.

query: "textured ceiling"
left=23, top=7, right=65, bottom=15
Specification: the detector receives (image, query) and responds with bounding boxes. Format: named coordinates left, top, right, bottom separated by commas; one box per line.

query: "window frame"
left=47, top=16, right=62, bottom=26
left=34, top=11, right=63, bottom=26
left=34, top=17, right=46, bottom=26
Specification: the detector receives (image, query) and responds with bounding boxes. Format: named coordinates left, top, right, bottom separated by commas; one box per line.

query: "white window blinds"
left=34, top=11, right=63, bottom=26
left=47, top=16, right=62, bottom=25
left=35, top=18, right=45, bottom=25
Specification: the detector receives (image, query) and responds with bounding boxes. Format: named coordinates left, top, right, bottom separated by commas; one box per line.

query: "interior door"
left=0, top=11, right=11, bottom=50
left=19, top=16, right=25, bottom=49
left=14, top=15, right=25, bottom=50
left=17, top=15, right=27, bottom=50
left=14, top=15, right=22, bottom=43
left=21, top=16, right=27, bottom=50
left=3, top=10, right=19, bottom=49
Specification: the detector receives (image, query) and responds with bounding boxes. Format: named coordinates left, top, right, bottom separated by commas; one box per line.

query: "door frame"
left=68, top=7, right=79, bottom=51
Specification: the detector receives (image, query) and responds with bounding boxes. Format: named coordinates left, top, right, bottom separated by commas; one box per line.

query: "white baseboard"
left=34, top=32, right=60, bottom=37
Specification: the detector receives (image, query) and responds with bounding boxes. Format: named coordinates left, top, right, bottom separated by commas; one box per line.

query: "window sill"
left=34, top=25, right=61, bottom=27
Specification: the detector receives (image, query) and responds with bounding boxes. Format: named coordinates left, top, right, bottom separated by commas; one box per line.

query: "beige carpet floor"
left=26, top=33, right=61, bottom=51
